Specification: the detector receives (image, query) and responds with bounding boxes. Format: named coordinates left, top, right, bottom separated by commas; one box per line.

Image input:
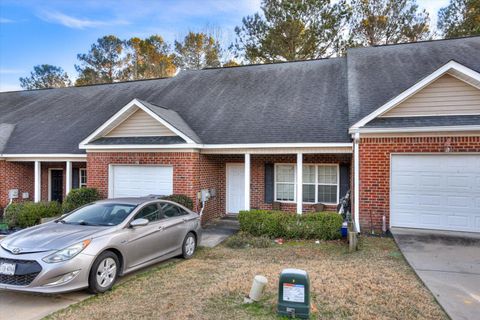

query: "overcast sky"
left=0, top=0, right=450, bottom=92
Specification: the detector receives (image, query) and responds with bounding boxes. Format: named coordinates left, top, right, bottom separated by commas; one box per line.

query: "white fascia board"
left=349, top=61, right=480, bottom=131
left=79, top=98, right=196, bottom=147
left=81, top=143, right=201, bottom=150
left=201, top=143, right=353, bottom=149
left=81, top=142, right=353, bottom=150
left=1, top=154, right=87, bottom=162
left=350, top=125, right=480, bottom=134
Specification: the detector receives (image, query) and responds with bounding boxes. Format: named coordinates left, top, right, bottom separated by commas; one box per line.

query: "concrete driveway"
left=392, top=228, right=480, bottom=320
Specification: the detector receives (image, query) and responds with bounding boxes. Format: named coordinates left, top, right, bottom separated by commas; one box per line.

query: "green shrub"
left=62, top=188, right=101, bottom=213
left=162, top=194, right=194, bottom=210
left=224, top=232, right=273, bottom=249
left=4, top=201, right=62, bottom=228
left=238, top=210, right=343, bottom=240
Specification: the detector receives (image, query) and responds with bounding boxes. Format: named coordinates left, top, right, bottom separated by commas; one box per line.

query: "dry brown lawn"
left=47, top=236, right=446, bottom=320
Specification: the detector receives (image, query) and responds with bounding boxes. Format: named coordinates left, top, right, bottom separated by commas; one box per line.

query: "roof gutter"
left=349, top=125, right=480, bottom=134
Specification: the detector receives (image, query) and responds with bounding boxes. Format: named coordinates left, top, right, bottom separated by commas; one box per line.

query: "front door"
left=50, top=169, right=63, bottom=202
left=226, top=164, right=245, bottom=214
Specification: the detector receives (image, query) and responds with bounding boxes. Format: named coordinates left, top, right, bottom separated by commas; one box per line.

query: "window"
left=63, top=203, right=136, bottom=226
left=275, top=165, right=295, bottom=201
left=79, top=168, right=87, bottom=188
left=160, top=202, right=188, bottom=218
left=135, top=204, right=163, bottom=222
left=274, top=164, right=339, bottom=204
left=317, top=165, right=338, bottom=203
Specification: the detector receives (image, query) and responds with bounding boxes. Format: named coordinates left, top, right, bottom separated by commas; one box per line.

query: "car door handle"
left=158, top=226, right=164, bottom=231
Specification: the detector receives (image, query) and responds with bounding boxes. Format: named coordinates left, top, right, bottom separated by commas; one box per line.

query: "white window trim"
left=274, top=163, right=340, bottom=205
left=274, top=164, right=297, bottom=202
left=79, top=168, right=87, bottom=188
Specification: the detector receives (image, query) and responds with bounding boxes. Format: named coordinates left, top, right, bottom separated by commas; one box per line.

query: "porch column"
left=353, top=133, right=361, bottom=232
left=66, top=161, right=72, bottom=195
left=296, top=153, right=303, bottom=214
left=244, top=153, right=251, bottom=211
left=34, top=161, right=41, bottom=202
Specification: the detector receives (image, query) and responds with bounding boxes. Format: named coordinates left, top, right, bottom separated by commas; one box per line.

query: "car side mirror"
left=130, top=218, right=149, bottom=228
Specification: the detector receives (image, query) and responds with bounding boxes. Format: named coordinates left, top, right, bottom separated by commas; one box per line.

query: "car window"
left=135, top=204, right=163, bottom=222
left=62, top=203, right=136, bottom=226
left=160, top=202, right=188, bottom=218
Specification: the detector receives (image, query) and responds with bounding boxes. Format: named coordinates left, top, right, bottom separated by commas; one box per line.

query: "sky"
left=0, top=0, right=450, bottom=92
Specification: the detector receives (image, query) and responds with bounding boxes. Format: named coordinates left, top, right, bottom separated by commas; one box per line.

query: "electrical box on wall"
left=22, top=192, right=29, bottom=199
left=8, top=189, right=19, bottom=199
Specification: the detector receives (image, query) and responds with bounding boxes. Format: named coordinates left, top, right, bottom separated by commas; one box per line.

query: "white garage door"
left=109, top=165, right=173, bottom=198
left=391, top=154, right=480, bottom=233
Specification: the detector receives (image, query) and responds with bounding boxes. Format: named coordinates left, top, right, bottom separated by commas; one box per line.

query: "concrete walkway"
left=0, top=216, right=238, bottom=319
left=391, top=227, right=480, bottom=320
left=200, top=215, right=239, bottom=248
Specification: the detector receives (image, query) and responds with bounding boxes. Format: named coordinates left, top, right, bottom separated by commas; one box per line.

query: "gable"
left=105, top=108, right=177, bottom=138
left=381, top=74, right=480, bottom=117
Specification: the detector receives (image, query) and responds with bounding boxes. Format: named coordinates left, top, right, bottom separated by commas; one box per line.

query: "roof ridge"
left=349, top=35, right=480, bottom=51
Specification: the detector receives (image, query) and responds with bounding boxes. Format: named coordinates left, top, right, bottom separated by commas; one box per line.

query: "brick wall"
left=87, top=151, right=201, bottom=210
left=199, top=154, right=351, bottom=218
left=0, top=161, right=34, bottom=209
left=0, top=161, right=87, bottom=210
left=85, top=152, right=350, bottom=224
left=358, top=136, right=480, bottom=232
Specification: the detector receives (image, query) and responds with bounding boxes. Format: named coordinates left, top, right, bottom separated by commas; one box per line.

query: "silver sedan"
left=0, top=197, right=202, bottom=294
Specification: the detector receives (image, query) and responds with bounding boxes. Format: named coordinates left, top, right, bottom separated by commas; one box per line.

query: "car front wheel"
left=88, top=251, right=119, bottom=294
left=182, top=232, right=196, bottom=259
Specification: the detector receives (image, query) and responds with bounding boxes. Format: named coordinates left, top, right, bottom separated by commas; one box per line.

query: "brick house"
left=1, top=37, right=479, bottom=233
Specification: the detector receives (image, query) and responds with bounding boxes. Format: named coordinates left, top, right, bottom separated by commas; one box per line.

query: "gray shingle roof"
left=347, top=37, right=480, bottom=125
left=136, top=99, right=202, bottom=143
left=365, top=115, right=480, bottom=128
left=0, top=36, right=479, bottom=155
left=0, top=57, right=349, bottom=154
left=0, top=124, right=15, bottom=153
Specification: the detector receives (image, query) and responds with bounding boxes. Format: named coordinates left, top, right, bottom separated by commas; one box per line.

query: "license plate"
left=0, top=262, right=16, bottom=276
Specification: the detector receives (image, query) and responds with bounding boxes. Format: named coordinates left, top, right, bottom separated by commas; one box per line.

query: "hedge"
left=62, top=188, right=101, bottom=213
left=4, top=201, right=63, bottom=228
left=238, top=210, right=343, bottom=240
left=162, top=194, right=194, bottom=210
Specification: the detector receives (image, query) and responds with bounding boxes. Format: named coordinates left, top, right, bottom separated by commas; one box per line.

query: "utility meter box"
left=277, top=268, right=310, bottom=319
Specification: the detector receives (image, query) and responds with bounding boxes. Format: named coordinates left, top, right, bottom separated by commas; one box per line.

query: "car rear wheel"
left=88, top=251, right=119, bottom=294
left=182, top=232, right=196, bottom=259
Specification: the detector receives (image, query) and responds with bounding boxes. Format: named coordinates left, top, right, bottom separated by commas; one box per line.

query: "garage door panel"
left=110, top=165, right=173, bottom=198
left=391, top=154, right=480, bottom=233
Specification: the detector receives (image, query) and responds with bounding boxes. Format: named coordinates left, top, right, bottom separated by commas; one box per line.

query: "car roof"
left=94, top=196, right=167, bottom=205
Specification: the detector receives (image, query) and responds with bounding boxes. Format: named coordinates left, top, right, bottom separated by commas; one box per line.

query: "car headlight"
left=42, top=239, right=91, bottom=263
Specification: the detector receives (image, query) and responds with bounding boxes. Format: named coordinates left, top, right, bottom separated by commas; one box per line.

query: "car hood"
left=1, top=222, right=107, bottom=254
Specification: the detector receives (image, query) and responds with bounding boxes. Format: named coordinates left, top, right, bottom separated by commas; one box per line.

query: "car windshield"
left=60, top=203, right=137, bottom=226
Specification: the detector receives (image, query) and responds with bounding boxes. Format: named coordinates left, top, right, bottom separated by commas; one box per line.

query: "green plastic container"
left=277, top=268, right=310, bottom=319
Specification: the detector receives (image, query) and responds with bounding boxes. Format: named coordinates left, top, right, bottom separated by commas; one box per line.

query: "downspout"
left=353, top=132, right=361, bottom=233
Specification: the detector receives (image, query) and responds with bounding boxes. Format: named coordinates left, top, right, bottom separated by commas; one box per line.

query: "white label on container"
left=283, top=283, right=305, bottom=303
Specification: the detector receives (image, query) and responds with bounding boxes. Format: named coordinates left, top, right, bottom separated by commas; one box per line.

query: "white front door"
left=391, top=154, right=480, bottom=233
left=227, top=164, right=245, bottom=214
left=109, top=165, right=173, bottom=198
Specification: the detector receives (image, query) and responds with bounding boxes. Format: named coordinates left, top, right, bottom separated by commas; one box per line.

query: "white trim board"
left=350, top=61, right=480, bottom=131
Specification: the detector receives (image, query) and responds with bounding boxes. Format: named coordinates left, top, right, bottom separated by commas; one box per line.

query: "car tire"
left=88, top=251, right=120, bottom=294
left=182, top=232, right=196, bottom=259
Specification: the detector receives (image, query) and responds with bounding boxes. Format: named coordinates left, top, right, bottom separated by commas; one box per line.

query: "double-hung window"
left=274, top=164, right=339, bottom=204
left=275, top=165, right=296, bottom=201
left=79, top=168, right=87, bottom=188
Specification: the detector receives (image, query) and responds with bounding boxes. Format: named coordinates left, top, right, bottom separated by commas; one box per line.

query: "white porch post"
left=66, top=161, right=72, bottom=195
left=296, top=153, right=303, bottom=214
left=354, top=133, right=361, bottom=232
left=244, top=153, right=251, bottom=211
left=34, top=161, right=41, bottom=202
